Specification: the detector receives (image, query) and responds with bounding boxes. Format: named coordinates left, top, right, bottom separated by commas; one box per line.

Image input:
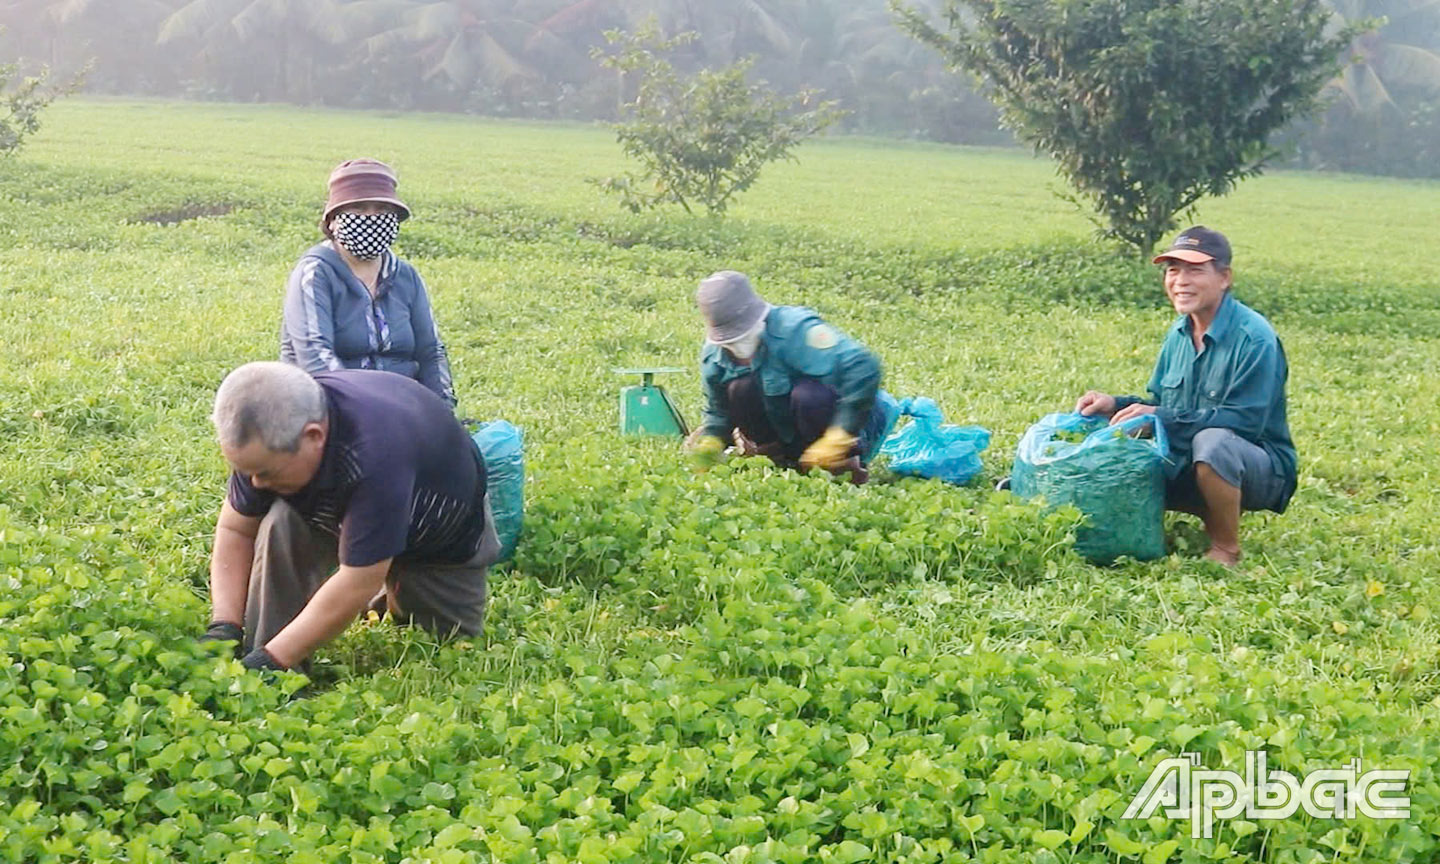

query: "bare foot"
left=732, top=430, right=761, bottom=456
left=826, top=456, right=868, bottom=485
left=1204, top=544, right=1241, bottom=567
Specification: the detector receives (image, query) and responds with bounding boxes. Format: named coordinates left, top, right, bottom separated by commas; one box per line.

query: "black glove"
left=241, top=647, right=285, bottom=671
left=199, top=621, right=245, bottom=658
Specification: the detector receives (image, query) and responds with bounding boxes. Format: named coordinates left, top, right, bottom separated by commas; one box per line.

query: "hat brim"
left=1152, top=249, right=1214, bottom=265
left=706, top=305, right=770, bottom=345
left=323, top=196, right=411, bottom=224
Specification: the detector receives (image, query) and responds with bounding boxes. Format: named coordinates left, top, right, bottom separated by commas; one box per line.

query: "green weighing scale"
left=614, top=367, right=689, bottom=437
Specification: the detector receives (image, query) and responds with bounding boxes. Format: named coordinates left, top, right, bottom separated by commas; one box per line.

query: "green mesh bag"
left=1012, top=412, right=1171, bottom=564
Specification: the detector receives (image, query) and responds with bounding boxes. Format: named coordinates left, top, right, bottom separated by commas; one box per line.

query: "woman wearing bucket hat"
left=279, top=158, right=455, bottom=407
left=686, top=270, right=895, bottom=484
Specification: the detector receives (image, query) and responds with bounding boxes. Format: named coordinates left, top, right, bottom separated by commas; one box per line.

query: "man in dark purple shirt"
left=202, top=362, right=498, bottom=670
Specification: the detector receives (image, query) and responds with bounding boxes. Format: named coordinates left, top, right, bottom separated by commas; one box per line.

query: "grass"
left=3, top=98, right=1440, bottom=861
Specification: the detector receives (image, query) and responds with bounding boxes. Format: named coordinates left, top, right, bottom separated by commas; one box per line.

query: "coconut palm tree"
left=1326, top=0, right=1440, bottom=112
left=158, top=0, right=401, bottom=101
left=535, top=0, right=802, bottom=65
left=0, top=0, right=180, bottom=89
left=360, top=0, right=555, bottom=110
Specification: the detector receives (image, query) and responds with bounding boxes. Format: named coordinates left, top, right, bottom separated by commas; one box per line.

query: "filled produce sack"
left=470, top=420, right=525, bottom=562
left=878, top=397, right=991, bottom=485
left=1011, top=411, right=1170, bottom=564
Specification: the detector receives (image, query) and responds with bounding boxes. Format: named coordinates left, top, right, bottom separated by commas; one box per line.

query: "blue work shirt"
left=1117, top=293, right=1297, bottom=511
left=700, top=306, right=881, bottom=446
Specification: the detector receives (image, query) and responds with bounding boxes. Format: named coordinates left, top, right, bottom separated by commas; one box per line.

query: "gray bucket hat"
left=697, top=271, right=770, bottom=343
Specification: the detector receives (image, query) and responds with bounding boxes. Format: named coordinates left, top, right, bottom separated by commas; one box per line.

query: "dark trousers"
left=726, top=376, right=851, bottom=463
left=243, top=497, right=499, bottom=655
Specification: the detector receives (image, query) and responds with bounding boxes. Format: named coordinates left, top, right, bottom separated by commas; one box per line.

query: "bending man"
left=202, top=362, right=498, bottom=670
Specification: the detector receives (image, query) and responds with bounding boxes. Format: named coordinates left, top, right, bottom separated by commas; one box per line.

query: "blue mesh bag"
left=878, top=397, right=991, bottom=485
left=1011, top=412, right=1170, bottom=564
left=470, top=420, right=524, bottom=562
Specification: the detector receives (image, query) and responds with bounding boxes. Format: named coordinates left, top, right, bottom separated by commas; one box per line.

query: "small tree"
left=892, top=0, right=1363, bottom=256
left=0, top=58, right=70, bottom=156
left=592, top=22, right=844, bottom=216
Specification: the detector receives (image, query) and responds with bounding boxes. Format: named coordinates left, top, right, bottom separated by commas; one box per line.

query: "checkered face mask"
left=332, top=210, right=399, bottom=260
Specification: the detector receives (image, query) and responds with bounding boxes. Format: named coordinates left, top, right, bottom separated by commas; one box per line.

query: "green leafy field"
left=3, top=99, right=1440, bottom=862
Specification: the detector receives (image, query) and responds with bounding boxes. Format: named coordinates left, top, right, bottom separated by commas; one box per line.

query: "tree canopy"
left=894, top=0, right=1362, bottom=254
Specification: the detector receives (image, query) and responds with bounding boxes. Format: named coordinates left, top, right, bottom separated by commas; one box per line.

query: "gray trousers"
left=1166, top=427, right=1288, bottom=513
left=243, top=496, right=500, bottom=653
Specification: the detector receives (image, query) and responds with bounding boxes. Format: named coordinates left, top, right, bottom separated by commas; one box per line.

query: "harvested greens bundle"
left=1012, top=412, right=1170, bottom=564
left=879, top=397, right=990, bottom=485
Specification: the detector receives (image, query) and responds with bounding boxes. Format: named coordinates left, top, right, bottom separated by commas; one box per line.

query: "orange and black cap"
left=1153, top=226, right=1231, bottom=267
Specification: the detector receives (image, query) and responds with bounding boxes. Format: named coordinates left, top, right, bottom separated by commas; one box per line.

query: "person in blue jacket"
left=280, top=158, right=455, bottom=407
left=1075, top=227, right=1296, bottom=566
left=687, top=271, right=890, bottom=483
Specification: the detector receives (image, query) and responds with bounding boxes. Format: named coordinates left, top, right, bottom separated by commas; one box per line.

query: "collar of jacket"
left=1172, top=292, right=1237, bottom=344
left=314, top=241, right=398, bottom=293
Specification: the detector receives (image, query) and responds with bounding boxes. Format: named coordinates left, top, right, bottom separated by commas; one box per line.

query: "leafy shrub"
left=893, top=0, right=1361, bottom=256
left=592, top=22, right=844, bottom=216
left=0, top=56, right=76, bottom=156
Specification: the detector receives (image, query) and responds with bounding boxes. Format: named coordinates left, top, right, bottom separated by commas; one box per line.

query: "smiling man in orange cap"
left=1074, top=226, right=1297, bottom=566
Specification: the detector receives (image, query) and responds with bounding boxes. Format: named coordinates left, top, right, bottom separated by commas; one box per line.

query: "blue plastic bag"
left=862, top=389, right=902, bottom=463
left=878, top=397, right=991, bottom=485
left=470, top=420, right=524, bottom=562
left=1011, top=412, right=1170, bottom=564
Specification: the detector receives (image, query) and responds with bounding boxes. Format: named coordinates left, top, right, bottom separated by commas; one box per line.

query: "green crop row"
left=3, top=507, right=1438, bottom=863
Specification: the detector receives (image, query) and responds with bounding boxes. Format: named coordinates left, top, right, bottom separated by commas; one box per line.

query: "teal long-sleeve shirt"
left=1116, top=294, right=1297, bottom=511
left=699, top=306, right=881, bottom=445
